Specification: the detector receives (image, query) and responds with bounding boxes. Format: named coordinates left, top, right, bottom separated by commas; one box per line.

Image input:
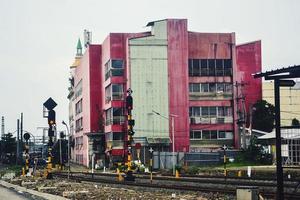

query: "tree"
left=0, top=132, right=17, bottom=164
left=252, top=100, right=275, bottom=132
left=292, top=118, right=300, bottom=126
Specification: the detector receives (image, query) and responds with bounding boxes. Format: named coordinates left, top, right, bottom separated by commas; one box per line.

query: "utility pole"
left=16, top=119, right=20, bottom=165
left=1, top=116, right=4, bottom=139
left=20, top=113, right=23, bottom=153
left=274, top=79, right=283, bottom=200
left=235, top=82, right=247, bottom=149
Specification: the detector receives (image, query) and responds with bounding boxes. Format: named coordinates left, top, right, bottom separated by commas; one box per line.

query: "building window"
left=75, top=99, right=83, bottom=115
left=224, top=60, right=232, bottom=76
left=189, top=82, right=233, bottom=97
left=190, top=130, right=233, bottom=140
left=75, top=80, right=82, bottom=99
left=188, top=59, right=232, bottom=77
left=105, top=107, right=124, bottom=125
left=112, top=84, right=123, bottom=100
left=190, top=106, right=233, bottom=124
left=201, top=83, right=209, bottom=92
left=75, top=136, right=83, bottom=150
left=105, top=84, right=124, bottom=103
left=105, top=59, right=124, bottom=80
left=75, top=117, right=83, bottom=132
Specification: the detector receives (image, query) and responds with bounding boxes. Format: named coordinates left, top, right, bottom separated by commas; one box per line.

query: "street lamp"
left=62, top=120, right=70, bottom=180
left=152, top=110, right=178, bottom=176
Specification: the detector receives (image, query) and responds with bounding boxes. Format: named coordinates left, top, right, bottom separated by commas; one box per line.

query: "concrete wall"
left=73, top=47, right=90, bottom=166
left=188, top=32, right=237, bottom=149
left=236, top=41, right=262, bottom=124
left=167, top=19, right=190, bottom=152
left=263, top=81, right=300, bottom=126
left=129, top=20, right=170, bottom=140
left=72, top=45, right=102, bottom=166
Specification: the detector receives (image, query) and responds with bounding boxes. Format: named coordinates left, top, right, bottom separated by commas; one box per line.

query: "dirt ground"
left=9, top=177, right=234, bottom=200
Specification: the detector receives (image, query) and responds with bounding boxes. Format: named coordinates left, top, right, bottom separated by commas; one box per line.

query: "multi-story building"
left=263, top=81, right=300, bottom=126
left=67, top=19, right=262, bottom=166
left=68, top=40, right=104, bottom=166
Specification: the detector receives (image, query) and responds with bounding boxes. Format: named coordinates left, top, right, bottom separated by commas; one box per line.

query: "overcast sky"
left=0, top=0, right=299, bottom=137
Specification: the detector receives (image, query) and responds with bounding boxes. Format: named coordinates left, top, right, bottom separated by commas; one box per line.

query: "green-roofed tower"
left=76, top=38, right=83, bottom=56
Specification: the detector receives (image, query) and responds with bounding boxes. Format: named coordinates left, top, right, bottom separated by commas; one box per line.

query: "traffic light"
left=128, top=119, right=135, bottom=126
left=48, top=127, right=55, bottom=137
left=48, top=110, right=56, bottom=125
left=126, top=95, right=133, bottom=110
left=128, top=129, right=135, bottom=136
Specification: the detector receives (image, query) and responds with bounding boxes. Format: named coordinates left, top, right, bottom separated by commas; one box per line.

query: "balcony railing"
left=189, top=92, right=232, bottom=100
left=190, top=116, right=233, bottom=124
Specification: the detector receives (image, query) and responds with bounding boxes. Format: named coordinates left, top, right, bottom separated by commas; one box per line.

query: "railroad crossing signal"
left=23, top=132, right=30, bottom=141
left=43, top=97, right=57, bottom=110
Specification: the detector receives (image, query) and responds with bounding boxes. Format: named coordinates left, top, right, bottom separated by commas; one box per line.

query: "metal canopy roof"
left=253, top=65, right=300, bottom=80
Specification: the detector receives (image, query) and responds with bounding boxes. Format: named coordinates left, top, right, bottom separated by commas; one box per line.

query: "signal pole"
left=125, top=88, right=135, bottom=181
left=43, top=98, right=57, bottom=178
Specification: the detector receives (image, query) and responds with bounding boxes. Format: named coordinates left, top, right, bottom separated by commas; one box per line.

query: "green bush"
left=183, top=165, right=199, bottom=175
left=237, top=137, right=272, bottom=165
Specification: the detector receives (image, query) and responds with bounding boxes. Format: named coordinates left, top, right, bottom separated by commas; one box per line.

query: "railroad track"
left=52, top=171, right=300, bottom=199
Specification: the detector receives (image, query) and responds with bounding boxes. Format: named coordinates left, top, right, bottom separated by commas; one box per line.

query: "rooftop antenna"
left=1, top=116, right=4, bottom=138
left=84, top=29, right=92, bottom=48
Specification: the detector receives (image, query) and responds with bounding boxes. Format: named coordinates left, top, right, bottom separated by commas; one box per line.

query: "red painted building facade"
left=68, top=19, right=262, bottom=166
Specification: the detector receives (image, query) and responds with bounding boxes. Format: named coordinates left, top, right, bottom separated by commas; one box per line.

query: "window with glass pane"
left=193, top=59, right=200, bottom=76
left=200, top=59, right=208, bottom=76
left=189, top=84, right=193, bottom=92
left=202, top=130, right=210, bottom=139
left=111, top=60, right=123, bottom=68
left=194, top=131, right=202, bottom=139
left=226, top=107, right=232, bottom=116
left=209, top=83, right=216, bottom=93
left=225, top=83, right=232, bottom=93
left=112, top=84, right=123, bottom=100
left=211, top=130, right=217, bottom=139
left=105, top=85, right=111, bottom=102
left=224, top=59, right=232, bottom=76
left=104, top=61, right=111, bottom=80
left=218, top=131, right=226, bottom=139
left=218, top=107, right=225, bottom=116
left=201, top=107, right=209, bottom=117
left=188, top=59, right=193, bottom=76
left=193, top=107, right=201, bottom=117
left=201, top=83, right=209, bottom=92
left=111, top=60, right=124, bottom=76
left=217, top=83, right=224, bottom=92
left=105, top=108, right=112, bottom=125
left=209, top=107, right=217, bottom=117
left=189, top=131, right=193, bottom=138
left=112, top=107, right=124, bottom=124
left=113, top=132, right=124, bottom=140
left=208, top=59, right=215, bottom=76
left=226, top=131, right=233, bottom=139
left=193, top=83, right=200, bottom=92
left=216, top=59, right=224, bottom=76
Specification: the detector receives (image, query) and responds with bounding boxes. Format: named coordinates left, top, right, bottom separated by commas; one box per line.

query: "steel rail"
left=52, top=172, right=300, bottom=199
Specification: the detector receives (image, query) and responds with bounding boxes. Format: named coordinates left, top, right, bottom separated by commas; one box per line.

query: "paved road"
left=0, top=185, right=31, bottom=200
